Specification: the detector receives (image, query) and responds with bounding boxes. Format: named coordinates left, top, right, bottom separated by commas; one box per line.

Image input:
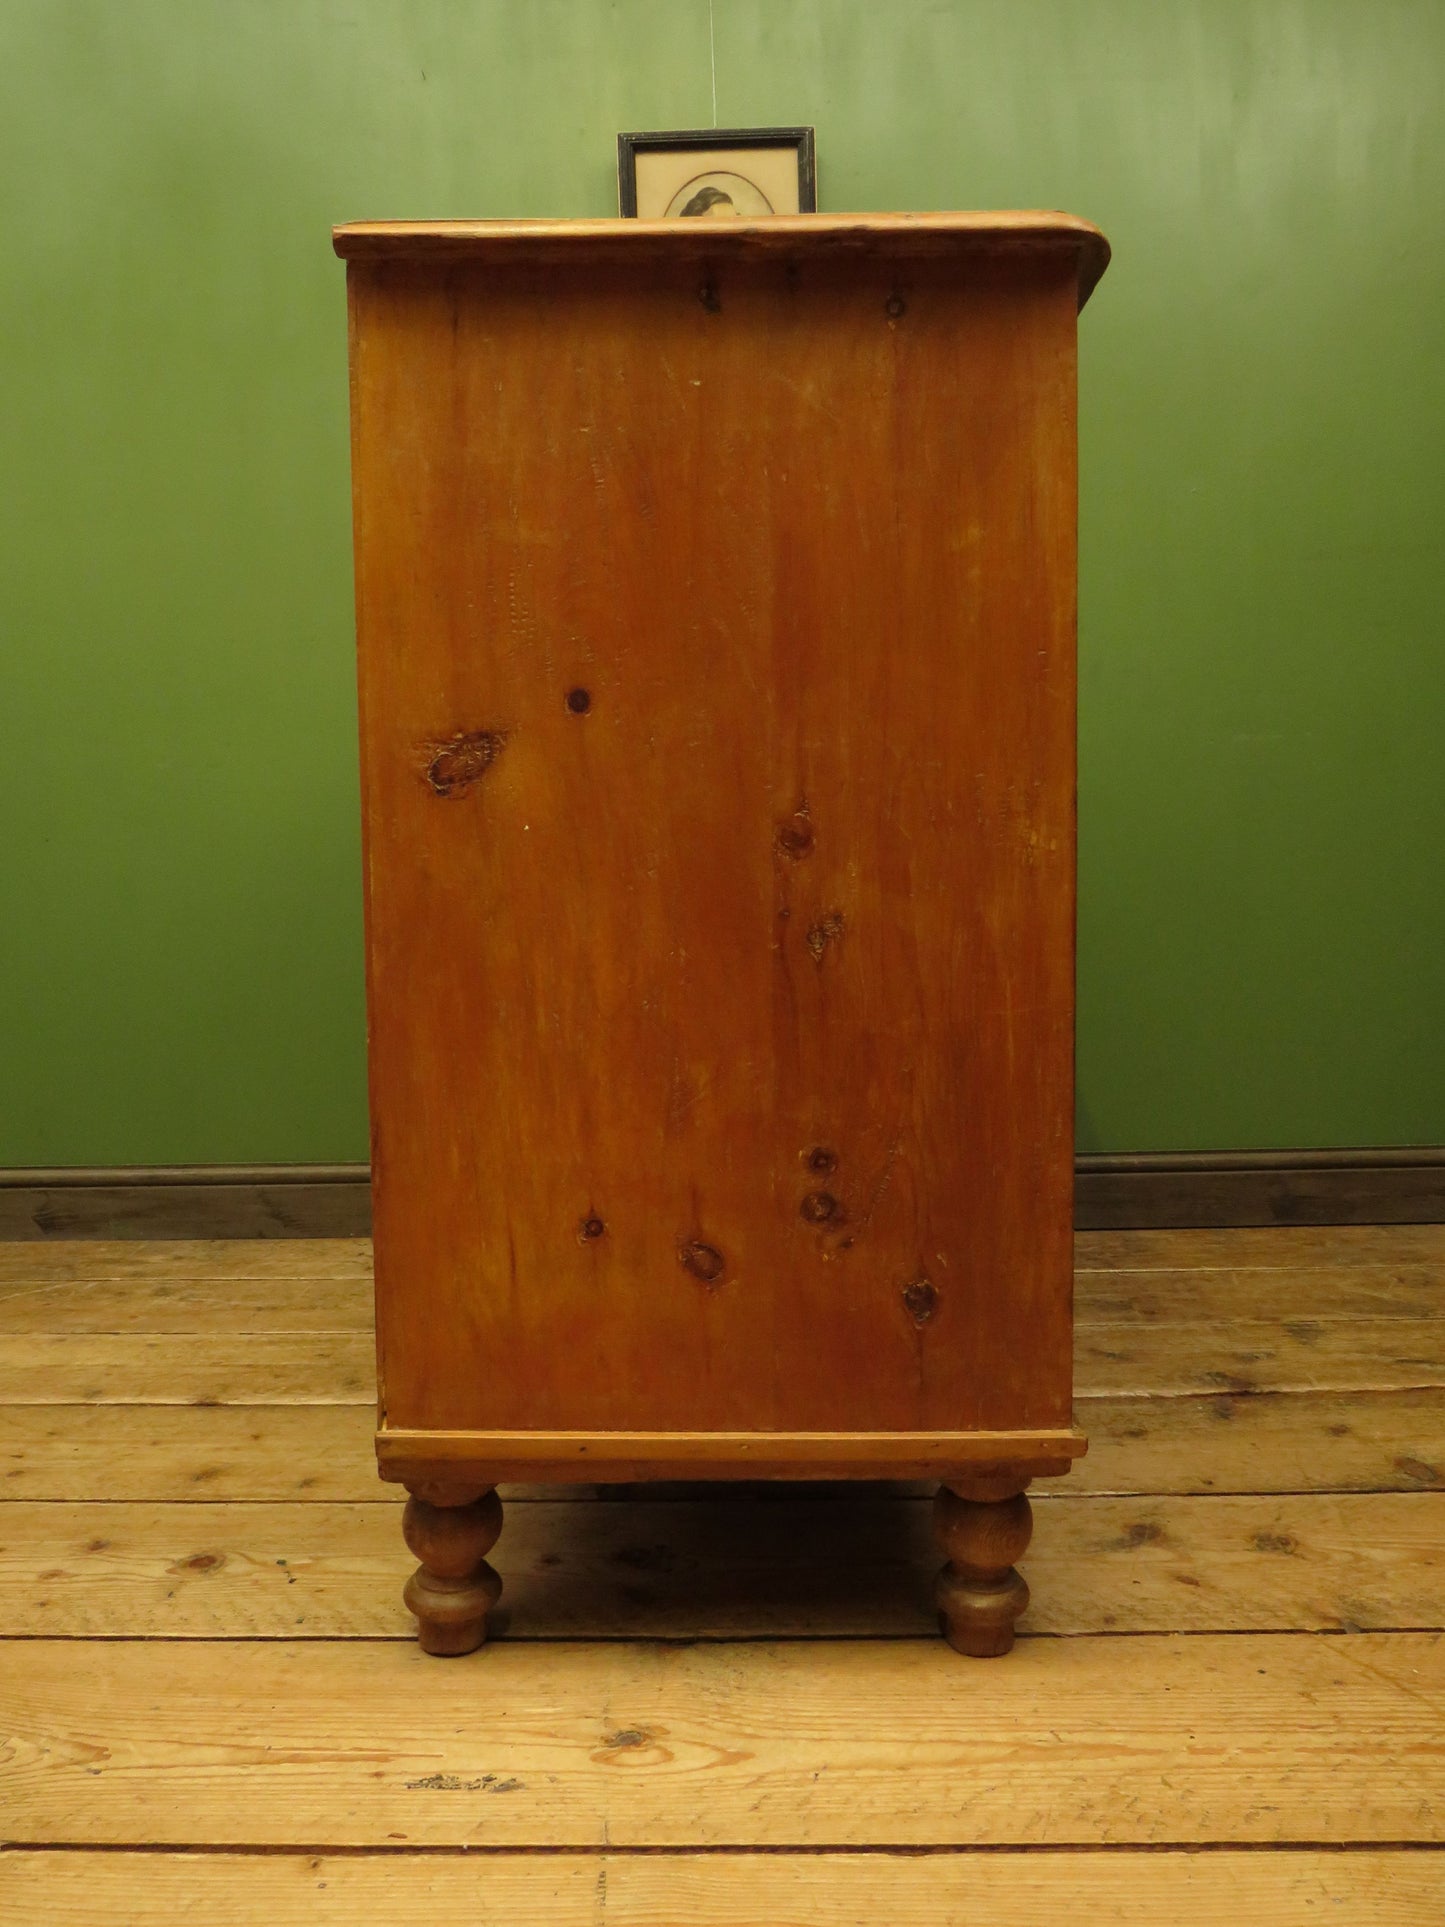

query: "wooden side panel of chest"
left=343, top=223, right=1093, bottom=1487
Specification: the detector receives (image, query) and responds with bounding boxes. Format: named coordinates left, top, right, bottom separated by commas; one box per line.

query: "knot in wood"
left=425, top=729, right=507, bottom=796
left=800, top=1191, right=842, bottom=1226
left=902, top=1278, right=939, bottom=1325
left=679, top=1240, right=726, bottom=1285
left=775, top=813, right=814, bottom=860
left=805, top=910, right=845, bottom=962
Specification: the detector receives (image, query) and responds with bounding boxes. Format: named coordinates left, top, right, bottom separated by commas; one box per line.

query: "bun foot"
left=933, top=1483, right=1033, bottom=1657
left=401, top=1483, right=503, bottom=1655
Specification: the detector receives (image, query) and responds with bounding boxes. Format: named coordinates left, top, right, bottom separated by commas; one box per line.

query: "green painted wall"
left=2, top=1, right=1441, bottom=1163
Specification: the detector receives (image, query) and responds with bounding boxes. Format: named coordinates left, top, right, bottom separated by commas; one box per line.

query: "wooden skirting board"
left=1078, top=1148, right=1445, bottom=1229
left=0, top=1149, right=1441, bottom=1238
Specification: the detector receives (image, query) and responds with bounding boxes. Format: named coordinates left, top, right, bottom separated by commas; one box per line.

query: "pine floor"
left=0, top=1227, right=1442, bottom=1922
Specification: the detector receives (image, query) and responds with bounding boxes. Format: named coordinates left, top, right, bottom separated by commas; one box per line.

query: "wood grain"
left=0, top=1272, right=374, bottom=1332
left=1077, top=1264, right=1445, bottom=1325
left=375, top=1427, right=1084, bottom=1481
left=3, top=1493, right=1440, bottom=1639
left=1075, top=1387, right=1445, bottom=1494
left=349, top=231, right=1084, bottom=1452
left=0, top=1176, right=370, bottom=1243
left=4, top=1257, right=1437, bottom=1331
left=1076, top=1317, right=1445, bottom=1395
left=1075, top=1225, right=1445, bottom=1270
left=6, top=1633, right=1443, bottom=1845
left=332, top=211, right=1111, bottom=308
left=0, top=1404, right=383, bottom=1500
left=2, top=1224, right=1438, bottom=1287
left=1076, top=1150, right=1445, bottom=1230
left=7, top=1313, right=1439, bottom=1404
left=4, top=1389, right=1443, bottom=1499
left=4, top=1848, right=1439, bottom=1925
left=0, top=1239, right=373, bottom=1285
left=4, top=1231, right=1445, bottom=1890
left=0, top=1333, right=373, bottom=1403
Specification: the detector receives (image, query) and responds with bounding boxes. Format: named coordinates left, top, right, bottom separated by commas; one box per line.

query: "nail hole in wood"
left=566, top=688, right=592, bottom=715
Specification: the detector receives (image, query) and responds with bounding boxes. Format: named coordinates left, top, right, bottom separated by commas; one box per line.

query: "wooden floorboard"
left=0, top=1272, right=375, bottom=1332
left=6, top=1632, right=1444, bottom=1847
left=1074, top=1317, right=1445, bottom=1396
left=0, top=1239, right=375, bottom=1284
left=3, top=1848, right=1441, bottom=1925
left=5, top=1387, right=1443, bottom=1499
left=1077, top=1263, right=1445, bottom=1325
left=0, top=1331, right=375, bottom=1403
left=1074, top=1225, right=1445, bottom=1269
left=7, top=1316, right=1442, bottom=1404
left=4, top=1228, right=1443, bottom=1912
left=3, top=1492, right=1441, bottom=1639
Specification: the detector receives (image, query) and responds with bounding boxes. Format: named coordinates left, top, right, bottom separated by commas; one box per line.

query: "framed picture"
left=617, top=126, right=817, bottom=220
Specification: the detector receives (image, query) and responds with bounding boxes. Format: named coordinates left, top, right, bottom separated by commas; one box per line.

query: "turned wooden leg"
left=934, top=1477, right=1033, bottom=1657
left=401, top=1481, right=503, bottom=1656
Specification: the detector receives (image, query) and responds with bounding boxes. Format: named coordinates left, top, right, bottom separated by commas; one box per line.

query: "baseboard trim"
left=1, top=1150, right=1442, bottom=1239
left=0, top=1165, right=372, bottom=1240
left=1073, top=1148, right=1445, bottom=1230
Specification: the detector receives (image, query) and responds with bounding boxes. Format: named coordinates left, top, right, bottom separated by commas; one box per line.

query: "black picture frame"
left=617, top=126, right=817, bottom=219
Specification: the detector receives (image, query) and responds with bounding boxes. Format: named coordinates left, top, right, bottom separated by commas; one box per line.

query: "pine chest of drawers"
left=334, top=211, right=1109, bottom=1655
